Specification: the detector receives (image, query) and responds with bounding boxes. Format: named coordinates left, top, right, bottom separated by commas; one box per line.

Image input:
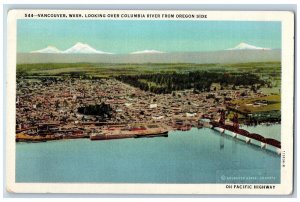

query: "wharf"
left=15, top=123, right=172, bottom=142
left=90, top=124, right=170, bottom=140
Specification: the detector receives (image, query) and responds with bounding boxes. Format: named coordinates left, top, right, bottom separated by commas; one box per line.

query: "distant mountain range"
left=130, top=50, right=165, bottom=54
left=30, top=42, right=273, bottom=54
left=31, top=46, right=62, bottom=54
left=31, top=42, right=113, bottom=54
left=31, top=42, right=166, bottom=55
left=19, top=42, right=280, bottom=64
left=227, top=42, right=272, bottom=50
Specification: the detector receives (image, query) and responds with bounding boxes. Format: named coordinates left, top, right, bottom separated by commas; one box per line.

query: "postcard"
left=6, top=10, right=294, bottom=194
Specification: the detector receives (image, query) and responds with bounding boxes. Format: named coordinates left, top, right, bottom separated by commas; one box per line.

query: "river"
left=16, top=126, right=281, bottom=184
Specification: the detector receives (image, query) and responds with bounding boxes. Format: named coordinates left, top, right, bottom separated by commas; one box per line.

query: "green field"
left=17, top=62, right=281, bottom=80
left=231, top=94, right=281, bottom=113
left=227, top=94, right=281, bottom=123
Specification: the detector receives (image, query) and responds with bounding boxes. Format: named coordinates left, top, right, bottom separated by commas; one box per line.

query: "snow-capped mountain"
left=62, top=42, right=112, bottom=54
left=31, top=42, right=112, bottom=54
left=227, top=42, right=271, bottom=50
left=19, top=49, right=281, bottom=64
left=31, top=46, right=62, bottom=53
left=130, top=50, right=165, bottom=54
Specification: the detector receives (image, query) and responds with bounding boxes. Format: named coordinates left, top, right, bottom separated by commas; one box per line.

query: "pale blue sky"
left=17, top=20, right=281, bottom=53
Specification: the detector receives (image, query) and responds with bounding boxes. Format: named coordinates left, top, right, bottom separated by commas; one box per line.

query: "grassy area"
left=17, top=62, right=281, bottom=79
left=230, top=94, right=281, bottom=113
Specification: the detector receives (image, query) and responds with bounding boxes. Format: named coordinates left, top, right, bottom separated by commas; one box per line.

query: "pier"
left=16, top=122, right=172, bottom=142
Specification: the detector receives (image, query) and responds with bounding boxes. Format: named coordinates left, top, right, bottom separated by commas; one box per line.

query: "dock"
left=90, top=124, right=170, bottom=140
left=16, top=123, right=172, bottom=142
left=16, top=117, right=281, bottom=156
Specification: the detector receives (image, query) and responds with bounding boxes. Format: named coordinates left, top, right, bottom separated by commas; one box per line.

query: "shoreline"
left=16, top=121, right=281, bottom=155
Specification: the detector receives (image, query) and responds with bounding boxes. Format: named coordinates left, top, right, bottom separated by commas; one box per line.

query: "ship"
left=62, top=130, right=89, bottom=139
left=16, top=132, right=63, bottom=142
left=90, top=125, right=169, bottom=140
left=134, top=129, right=169, bottom=138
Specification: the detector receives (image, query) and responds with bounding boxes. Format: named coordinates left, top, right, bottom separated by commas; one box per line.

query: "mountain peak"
left=31, top=46, right=62, bottom=53
left=130, top=50, right=165, bottom=54
left=227, top=42, right=271, bottom=50
left=74, top=42, right=85, bottom=46
left=63, top=42, right=112, bottom=54
left=31, top=42, right=113, bottom=54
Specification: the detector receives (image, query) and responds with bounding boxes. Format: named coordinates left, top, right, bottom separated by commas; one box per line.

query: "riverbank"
left=16, top=127, right=281, bottom=183
left=16, top=119, right=281, bottom=155
left=16, top=123, right=174, bottom=142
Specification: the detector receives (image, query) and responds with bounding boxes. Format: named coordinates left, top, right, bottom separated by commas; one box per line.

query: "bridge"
left=208, top=111, right=281, bottom=154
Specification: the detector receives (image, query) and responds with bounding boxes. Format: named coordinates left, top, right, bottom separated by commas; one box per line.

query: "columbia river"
left=16, top=126, right=281, bottom=183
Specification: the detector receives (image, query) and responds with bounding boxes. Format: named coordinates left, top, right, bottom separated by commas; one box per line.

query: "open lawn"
left=231, top=94, right=281, bottom=113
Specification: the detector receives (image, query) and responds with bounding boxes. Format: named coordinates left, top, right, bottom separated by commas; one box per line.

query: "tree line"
left=116, top=71, right=266, bottom=94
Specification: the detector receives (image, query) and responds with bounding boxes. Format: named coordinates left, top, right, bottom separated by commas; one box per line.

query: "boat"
left=90, top=130, right=137, bottom=140
left=90, top=125, right=170, bottom=141
left=16, top=132, right=63, bottom=142
left=134, top=131, right=169, bottom=138
left=63, top=133, right=90, bottom=139
left=89, top=133, right=107, bottom=140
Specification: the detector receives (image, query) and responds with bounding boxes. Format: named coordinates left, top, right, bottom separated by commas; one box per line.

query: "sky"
left=17, top=20, right=281, bottom=54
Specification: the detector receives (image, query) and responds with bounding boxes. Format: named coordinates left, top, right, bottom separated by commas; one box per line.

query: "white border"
left=6, top=9, right=295, bottom=195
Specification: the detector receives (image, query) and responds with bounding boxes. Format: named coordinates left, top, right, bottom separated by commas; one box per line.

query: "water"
left=241, top=124, right=281, bottom=141
left=16, top=127, right=281, bottom=184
